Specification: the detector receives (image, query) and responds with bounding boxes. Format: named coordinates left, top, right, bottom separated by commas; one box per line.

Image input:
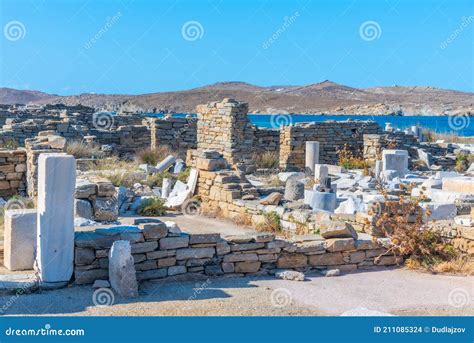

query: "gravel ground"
left=0, top=268, right=472, bottom=316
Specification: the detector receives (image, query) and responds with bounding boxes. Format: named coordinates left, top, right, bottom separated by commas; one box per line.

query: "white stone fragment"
left=4, top=209, right=37, bottom=271
left=109, top=240, right=138, bottom=298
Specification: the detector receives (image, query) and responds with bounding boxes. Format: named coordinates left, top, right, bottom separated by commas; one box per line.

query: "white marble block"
left=382, top=150, right=408, bottom=177
left=4, top=209, right=37, bottom=271
left=161, top=178, right=171, bottom=199
left=36, top=153, right=76, bottom=283
left=305, top=141, right=320, bottom=173
left=304, top=190, right=336, bottom=213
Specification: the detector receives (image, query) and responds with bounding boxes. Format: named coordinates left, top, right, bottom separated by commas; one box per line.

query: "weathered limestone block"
left=36, top=153, right=76, bottom=283
left=442, top=177, right=474, bottom=193
left=304, top=190, right=336, bottom=212
left=4, top=209, right=37, bottom=271
left=93, top=197, right=118, bottom=221
left=159, top=235, right=189, bottom=250
left=75, top=199, right=93, bottom=220
left=325, top=238, right=356, bottom=252
left=140, top=222, right=168, bottom=240
left=235, top=261, right=261, bottom=273
left=284, top=177, right=304, bottom=201
left=109, top=240, right=139, bottom=297
left=276, top=254, right=308, bottom=268
left=319, top=221, right=358, bottom=239
left=75, top=179, right=97, bottom=198
left=176, top=247, right=215, bottom=260
left=75, top=248, right=95, bottom=265
left=308, top=252, right=344, bottom=266
left=189, top=233, right=221, bottom=245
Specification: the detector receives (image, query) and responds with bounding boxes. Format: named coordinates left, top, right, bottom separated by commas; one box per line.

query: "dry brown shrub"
left=375, top=182, right=457, bottom=269
left=253, top=151, right=279, bottom=169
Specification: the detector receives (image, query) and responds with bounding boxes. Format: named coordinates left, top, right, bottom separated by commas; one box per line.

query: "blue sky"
left=1, top=0, right=473, bottom=95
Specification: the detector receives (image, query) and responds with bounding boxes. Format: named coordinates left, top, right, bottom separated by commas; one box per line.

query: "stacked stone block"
left=0, top=148, right=27, bottom=197
left=196, top=99, right=254, bottom=170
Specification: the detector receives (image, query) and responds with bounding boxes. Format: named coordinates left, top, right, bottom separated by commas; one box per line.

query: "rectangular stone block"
left=159, top=235, right=189, bottom=250
left=235, top=261, right=261, bottom=273
left=176, top=247, right=215, bottom=260
left=4, top=209, right=37, bottom=271
left=276, top=253, right=308, bottom=268
left=36, top=153, right=76, bottom=283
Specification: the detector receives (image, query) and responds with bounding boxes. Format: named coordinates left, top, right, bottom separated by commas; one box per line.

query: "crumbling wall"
left=0, top=148, right=27, bottom=197
left=253, top=127, right=280, bottom=154
left=279, top=121, right=382, bottom=170
left=149, top=117, right=197, bottom=152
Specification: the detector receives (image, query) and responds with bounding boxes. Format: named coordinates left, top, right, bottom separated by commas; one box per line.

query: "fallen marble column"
left=36, top=153, right=76, bottom=283
left=155, top=155, right=176, bottom=172
left=305, top=141, right=320, bottom=173
left=4, top=209, right=37, bottom=271
left=304, top=190, right=336, bottom=212
left=109, top=240, right=138, bottom=298
left=161, top=178, right=171, bottom=199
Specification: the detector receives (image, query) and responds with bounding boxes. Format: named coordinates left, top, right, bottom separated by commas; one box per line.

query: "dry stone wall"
left=73, top=219, right=397, bottom=285
left=0, top=149, right=27, bottom=197
left=149, top=117, right=197, bottom=153
left=279, top=121, right=382, bottom=170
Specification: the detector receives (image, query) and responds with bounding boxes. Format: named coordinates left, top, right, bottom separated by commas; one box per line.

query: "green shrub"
left=137, top=197, right=167, bottom=216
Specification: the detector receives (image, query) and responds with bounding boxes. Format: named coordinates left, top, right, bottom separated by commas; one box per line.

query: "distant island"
left=1, top=80, right=473, bottom=116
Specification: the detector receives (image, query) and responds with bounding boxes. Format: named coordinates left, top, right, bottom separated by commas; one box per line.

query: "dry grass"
left=256, top=212, right=281, bottom=233
left=422, top=129, right=474, bottom=144
left=136, top=146, right=177, bottom=166
left=406, top=257, right=474, bottom=276
left=337, top=144, right=369, bottom=174
left=253, top=151, right=279, bottom=169
left=231, top=213, right=253, bottom=227
left=65, top=140, right=104, bottom=159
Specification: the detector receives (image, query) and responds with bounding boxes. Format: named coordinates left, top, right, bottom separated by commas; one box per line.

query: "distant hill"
left=0, top=87, right=56, bottom=104
left=1, top=81, right=473, bottom=116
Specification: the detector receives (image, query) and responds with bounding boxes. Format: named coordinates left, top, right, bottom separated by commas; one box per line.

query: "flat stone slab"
left=0, top=273, right=39, bottom=295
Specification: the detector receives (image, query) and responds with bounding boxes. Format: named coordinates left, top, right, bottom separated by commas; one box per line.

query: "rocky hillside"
left=1, top=81, right=473, bottom=116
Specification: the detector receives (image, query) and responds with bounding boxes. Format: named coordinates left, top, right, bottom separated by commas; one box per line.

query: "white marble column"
left=305, top=141, right=320, bottom=173
left=36, top=153, right=76, bottom=283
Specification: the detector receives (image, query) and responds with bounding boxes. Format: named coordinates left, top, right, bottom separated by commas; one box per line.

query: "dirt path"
left=0, top=268, right=472, bottom=316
